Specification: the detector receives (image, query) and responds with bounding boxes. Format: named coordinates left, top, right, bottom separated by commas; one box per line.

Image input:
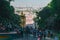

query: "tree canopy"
left=0, top=0, right=21, bottom=32
left=35, top=0, right=60, bottom=31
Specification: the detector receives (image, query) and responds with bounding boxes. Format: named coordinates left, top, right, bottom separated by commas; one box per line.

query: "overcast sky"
left=11, top=0, right=52, bottom=9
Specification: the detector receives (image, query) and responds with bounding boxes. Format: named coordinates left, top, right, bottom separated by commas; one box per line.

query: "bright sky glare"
left=11, top=0, right=52, bottom=24
left=11, top=0, right=52, bottom=9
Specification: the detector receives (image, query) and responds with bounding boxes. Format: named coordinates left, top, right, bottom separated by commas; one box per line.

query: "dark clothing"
left=37, top=31, right=43, bottom=40
left=38, top=31, right=43, bottom=36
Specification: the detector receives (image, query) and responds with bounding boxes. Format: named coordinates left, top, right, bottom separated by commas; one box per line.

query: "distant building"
left=15, top=7, right=35, bottom=25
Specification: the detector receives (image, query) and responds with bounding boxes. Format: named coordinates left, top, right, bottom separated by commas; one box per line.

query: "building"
left=15, top=7, right=36, bottom=28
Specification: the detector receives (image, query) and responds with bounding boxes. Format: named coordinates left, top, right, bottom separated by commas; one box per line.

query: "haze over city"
left=10, top=0, right=52, bottom=24
left=11, top=0, right=52, bottom=9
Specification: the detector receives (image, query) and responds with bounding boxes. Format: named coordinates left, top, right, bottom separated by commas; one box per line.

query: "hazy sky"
left=11, top=0, right=52, bottom=9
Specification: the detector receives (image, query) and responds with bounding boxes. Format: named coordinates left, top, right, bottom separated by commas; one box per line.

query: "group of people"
left=21, top=27, right=59, bottom=40
left=37, top=29, right=53, bottom=40
left=21, top=27, right=53, bottom=39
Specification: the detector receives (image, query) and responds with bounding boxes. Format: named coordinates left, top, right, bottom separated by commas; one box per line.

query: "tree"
left=50, top=0, right=60, bottom=31
left=0, top=0, right=21, bottom=32
left=35, top=7, right=52, bottom=29
left=35, top=0, right=60, bottom=31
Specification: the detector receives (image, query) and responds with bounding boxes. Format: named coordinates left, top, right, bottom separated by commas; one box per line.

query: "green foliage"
left=0, top=0, right=21, bottom=32
left=35, top=0, right=60, bottom=31
left=50, top=0, right=60, bottom=14
left=35, top=7, right=52, bottom=29
left=50, top=0, right=60, bottom=31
